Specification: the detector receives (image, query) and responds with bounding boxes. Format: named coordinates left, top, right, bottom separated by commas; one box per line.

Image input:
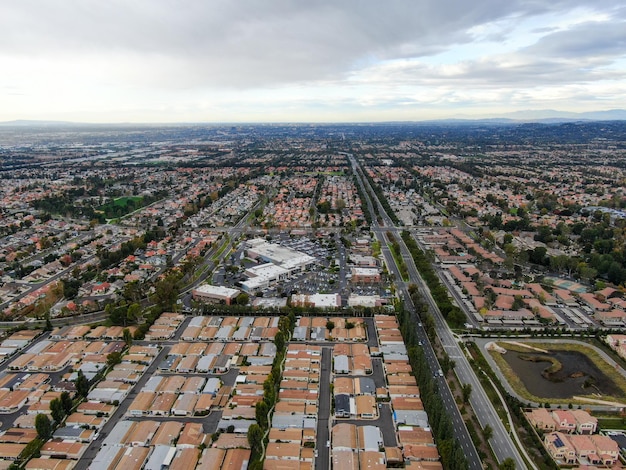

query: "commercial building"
left=241, top=238, right=316, bottom=292
left=192, top=284, right=240, bottom=305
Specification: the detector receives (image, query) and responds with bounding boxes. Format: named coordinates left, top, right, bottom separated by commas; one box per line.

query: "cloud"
left=525, top=21, right=626, bottom=59
left=0, top=0, right=622, bottom=89
left=0, top=1, right=625, bottom=121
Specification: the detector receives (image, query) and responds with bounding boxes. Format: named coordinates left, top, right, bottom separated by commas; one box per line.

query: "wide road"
left=354, top=151, right=526, bottom=467
left=408, top=239, right=526, bottom=468
left=348, top=154, right=483, bottom=470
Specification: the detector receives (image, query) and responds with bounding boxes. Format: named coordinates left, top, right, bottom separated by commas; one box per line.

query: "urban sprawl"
left=1, top=122, right=626, bottom=470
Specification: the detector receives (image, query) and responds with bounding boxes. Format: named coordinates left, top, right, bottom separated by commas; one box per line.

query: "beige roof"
left=169, top=447, right=199, bottom=470
left=196, top=448, right=225, bottom=470
left=398, top=427, right=434, bottom=446
left=269, top=427, right=302, bottom=443
left=359, top=451, right=386, bottom=470
left=331, top=449, right=359, bottom=470
left=122, top=420, right=159, bottom=446
left=0, top=442, right=27, bottom=459
left=177, top=422, right=206, bottom=447
left=128, top=391, right=155, bottom=413
left=112, top=446, right=150, bottom=470
left=263, top=460, right=301, bottom=470
left=222, top=448, right=251, bottom=469
left=25, top=458, right=76, bottom=470
left=0, top=427, right=37, bottom=443
left=151, top=421, right=183, bottom=446
left=332, top=423, right=357, bottom=450
left=151, top=392, right=176, bottom=412
left=265, top=442, right=301, bottom=460
left=40, top=441, right=86, bottom=459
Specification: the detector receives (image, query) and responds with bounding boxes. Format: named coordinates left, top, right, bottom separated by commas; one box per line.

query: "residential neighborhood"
left=1, top=122, right=626, bottom=469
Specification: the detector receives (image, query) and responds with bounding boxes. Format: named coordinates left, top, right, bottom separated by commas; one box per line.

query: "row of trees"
left=359, top=166, right=400, bottom=225
left=396, top=304, right=468, bottom=469
left=387, top=231, right=409, bottom=281
left=401, top=231, right=466, bottom=328
left=247, top=312, right=296, bottom=469
left=16, top=372, right=92, bottom=470
left=352, top=175, right=373, bottom=225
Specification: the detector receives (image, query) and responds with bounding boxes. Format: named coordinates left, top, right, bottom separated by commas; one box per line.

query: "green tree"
left=236, top=293, right=250, bottom=305
left=499, top=457, right=515, bottom=470
left=60, top=391, right=73, bottom=415
left=152, top=272, right=182, bottom=310
left=126, top=303, right=141, bottom=325
left=263, top=375, right=276, bottom=404
left=247, top=423, right=264, bottom=457
left=35, top=413, right=52, bottom=440
left=44, top=312, right=53, bottom=332
left=50, top=398, right=64, bottom=423
left=461, top=383, right=472, bottom=403
left=122, top=281, right=143, bottom=303
left=107, top=351, right=123, bottom=368
left=255, top=401, right=269, bottom=429
left=122, top=328, right=133, bottom=347
left=483, top=424, right=493, bottom=441
left=274, top=331, right=285, bottom=352
left=326, top=320, right=335, bottom=332
left=75, top=370, right=90, bottom=398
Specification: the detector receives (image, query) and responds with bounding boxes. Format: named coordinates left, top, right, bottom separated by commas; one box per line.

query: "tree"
left=255, top=401, right=269, bottom=429
left=122, top=328, right=133, bottom=347
left=247, top=423, right=264, bottom=457
left=122, top=281, right=143, bottom=303
left=483, top=424, right=493, bottom=441
left=461, top=383, right=472, bottom=403
left=151, top=271, right=182, bottom=310
left=35, top=413, right=52, bottom=440
left=44, top=312, right=53, bottom=332
left=60, top=391, right=73, bottom=415
left=75, top=370, right=90, bottom=398
left=50, top=398, right=64, bottom=423
left=236, top=293, right=250, bottom=305
left=499, top=457, right=516, bottom=470
left=126, top=303, right=141, bottom=325
left=274, top=331, right=285, bottom=352
left=326, top=320, right=335, bottom=332
left=107, top=351, right=123, bottom=368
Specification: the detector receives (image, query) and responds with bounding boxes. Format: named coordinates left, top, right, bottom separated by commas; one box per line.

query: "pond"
left=501, top=349, right=624, bottom=399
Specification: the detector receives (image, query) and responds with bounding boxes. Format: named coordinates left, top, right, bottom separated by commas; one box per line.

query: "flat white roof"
left=348, top=295, right=380, bottom=308
left=292, top=293, right=341, bottom=308
left=247, top=263, right=289, bottom=280
left=194, top=284, right=240, bottom=298
left=247, top=239, right=316, bottom=266
left=352, top=267, right=380, bottom=275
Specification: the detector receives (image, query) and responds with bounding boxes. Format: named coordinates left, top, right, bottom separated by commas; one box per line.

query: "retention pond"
left=501, top=349, right=623, bottom=400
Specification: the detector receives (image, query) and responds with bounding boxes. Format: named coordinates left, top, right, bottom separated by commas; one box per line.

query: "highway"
left=348, top=154, right=484, bottom=470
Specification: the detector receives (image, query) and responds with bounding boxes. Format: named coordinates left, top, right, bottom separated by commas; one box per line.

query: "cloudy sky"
left=1, top=0, right=625, bottom=122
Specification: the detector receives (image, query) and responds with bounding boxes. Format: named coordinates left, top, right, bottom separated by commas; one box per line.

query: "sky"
left=1, top=1, right=625, bottom=123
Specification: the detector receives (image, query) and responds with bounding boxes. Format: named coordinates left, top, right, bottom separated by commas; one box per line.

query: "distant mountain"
left=454, top=109, right=626, bottom=122
left=1, top=110, right=625, bottom=127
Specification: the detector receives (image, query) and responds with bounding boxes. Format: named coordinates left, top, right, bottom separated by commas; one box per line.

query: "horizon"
left=2, top=1, right=625, bottom=123
left=2, top=108, right=626, bottom=127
